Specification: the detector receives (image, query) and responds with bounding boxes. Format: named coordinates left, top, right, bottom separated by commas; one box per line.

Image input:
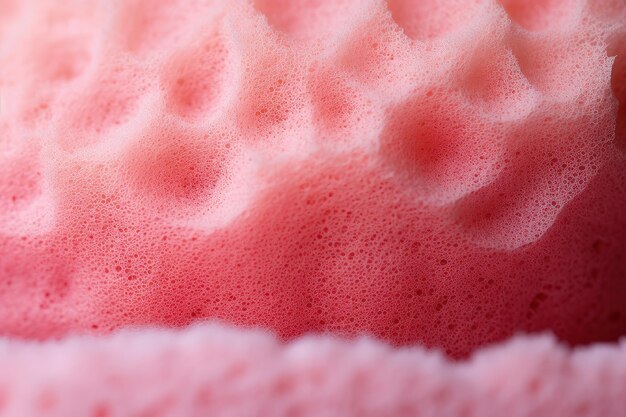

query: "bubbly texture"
left=0, top=0, right=625, bottom=362
left=1, top=323, right=626, bottom=417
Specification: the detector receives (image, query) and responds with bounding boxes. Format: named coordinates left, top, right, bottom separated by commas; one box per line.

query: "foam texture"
left=0, top=323, right=625, bottom=417
left=0, top=0, right=625, bottom=359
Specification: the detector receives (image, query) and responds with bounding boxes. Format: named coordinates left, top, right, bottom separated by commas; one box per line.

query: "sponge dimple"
left=162, top=32, right=230, bottom=120
left=387, top=0, right=485, bottom=40
left=72, top=80, right=136, bottom=136
left=461, top=39, right=538, bottom=120
left=498, top=0, right=584, bottom=32
left=381, top=93, right=503, bottom=203
left=115, top=0, right=198, bottom=54
left=252, top=0, right=364, bottom=41
left=125, top=124, right=227, bottom=203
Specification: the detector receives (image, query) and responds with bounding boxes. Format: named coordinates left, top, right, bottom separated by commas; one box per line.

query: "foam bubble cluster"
left=1, top=323, right=626, bottom=417
left=0, top=0, right=625, bottom=357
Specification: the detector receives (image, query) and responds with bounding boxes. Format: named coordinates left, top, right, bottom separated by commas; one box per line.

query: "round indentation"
left=118, top=0, right=187, bottom=53
left=34, top=38, right=91, bottom=83
left=587, top=0, right=626, bottom=23
left=60, top=66, right=144, bottom=151
left=462, top=43, right=537, bottom=120
left=114, top=0, right=226, bottom=55
left=72, top=88, right=136, bottom=135
left=252, top=0, right=362, bottom=41
left=339, top=15, right=416, bottom=96
left=380, top=93, right=502, bottom=203
left=308, top=69, right=356, bottom=133
left=0, top=146, right=42, bottom=210
left=387, top=0, right=484, bottom=40
left=508, top=32, right=592, bottom=100
left=236, top=54, right=302, bottom=138
left=453, top=114, right=612, bottom=249
left=498, top=0, right=584, bottom=32
left=0, top=0, right=19, bottom=33
left=125, top=125, right=225, bottom=202
left=0, top=140, right=55, bottom=236
left=163, top=33, right=230, bottom=120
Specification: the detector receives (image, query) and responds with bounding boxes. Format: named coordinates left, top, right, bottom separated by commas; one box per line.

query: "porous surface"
left=0, top=0, right=625, bottom=359
left=0, top=323, right=625, bottom=417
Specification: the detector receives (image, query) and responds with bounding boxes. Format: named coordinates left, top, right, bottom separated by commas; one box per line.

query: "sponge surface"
left=1, top=323, right=625, bottom=417
left=0, top=0, right=625, bottom=357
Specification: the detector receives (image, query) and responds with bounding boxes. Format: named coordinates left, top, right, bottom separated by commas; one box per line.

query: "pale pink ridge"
left=1, top=324, right=626, bottom=417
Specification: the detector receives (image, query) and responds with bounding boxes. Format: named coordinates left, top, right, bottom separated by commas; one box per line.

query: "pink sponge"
left=1, top=0, right=626, bottom=414
left=0, top=0, right=626, bottom=388
left=0, top=324, right=625, bottom=417
left=1, top=0, right=625, bottom=358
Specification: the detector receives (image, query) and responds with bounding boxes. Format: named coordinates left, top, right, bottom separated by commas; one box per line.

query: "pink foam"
left=0, top=324, right=625, bottom=417
left=0, top=0, right=624, bottom=376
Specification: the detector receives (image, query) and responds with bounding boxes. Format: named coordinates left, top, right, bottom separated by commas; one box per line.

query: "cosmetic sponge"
left=0, top=0, right=625, bottom=357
